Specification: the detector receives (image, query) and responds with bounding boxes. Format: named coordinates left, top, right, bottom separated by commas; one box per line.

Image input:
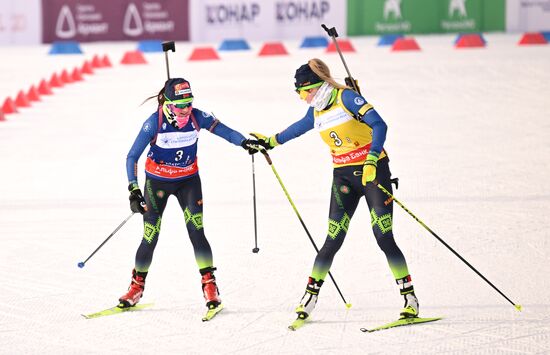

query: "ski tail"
left=360, top=316, right=442, bottom=333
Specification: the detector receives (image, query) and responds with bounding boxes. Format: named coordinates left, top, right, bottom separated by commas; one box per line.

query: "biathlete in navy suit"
left=119, top=78, right=262, bottom=312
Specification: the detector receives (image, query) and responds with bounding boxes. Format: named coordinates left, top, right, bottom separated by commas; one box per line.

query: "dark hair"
left=141, top=87, right=166, bottom=107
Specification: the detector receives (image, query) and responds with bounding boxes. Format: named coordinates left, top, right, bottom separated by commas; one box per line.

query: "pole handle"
left=162, top=41, right=175, bottom=80
left=321, top=24, right=339, bottom=38
left=162, top=41, right=175, bottom=52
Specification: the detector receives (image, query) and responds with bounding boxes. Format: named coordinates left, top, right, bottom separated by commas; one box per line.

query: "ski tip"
left=515, top=304, right=523, bottom=312
left=345, top=303, right=352, bottom=309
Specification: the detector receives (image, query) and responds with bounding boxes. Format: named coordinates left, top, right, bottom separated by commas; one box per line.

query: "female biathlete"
left=119, top=78, right=260, bottom=316
left=253, top=59, right=419, bottom=321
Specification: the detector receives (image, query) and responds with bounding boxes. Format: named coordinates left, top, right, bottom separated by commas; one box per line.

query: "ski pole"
left=162, top=41, right=175, bottom=80
left=78, top=212, right=136, bottom=268
left=251, top=154, right=260, bottom=253
left=373, top=182, right=522, bottom=311
left=259, top=150, right=351, bottom=308
left=321, top=24, right=360, bottom=94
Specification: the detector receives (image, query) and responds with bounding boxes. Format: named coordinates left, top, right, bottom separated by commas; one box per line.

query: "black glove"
left=241, top=139, right=266, bottom=155
left=128, top=183, right=147, bottom=214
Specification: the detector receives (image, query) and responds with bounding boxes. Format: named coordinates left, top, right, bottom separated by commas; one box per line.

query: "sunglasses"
left=295, top=82, right=323, bottom=100
left=164, top=98, right=193, bottom=110
left=173, top=102, right=192, bottom=109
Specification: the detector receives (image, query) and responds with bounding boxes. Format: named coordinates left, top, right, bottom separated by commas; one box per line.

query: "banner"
left=507, top=0, right=550, bottom=32
left=189, top=0, right=347, bottom=42
left=41, top=0, right=190, bottom=43
left=0, top=0, right=41, bottom=45
left=347, top=0, right=505, bottom=35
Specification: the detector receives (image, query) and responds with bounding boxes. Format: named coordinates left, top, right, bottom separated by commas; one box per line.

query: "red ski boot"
left=201, top=268, right=221, bottom=309
left=119, top=269, right=147, bottom=308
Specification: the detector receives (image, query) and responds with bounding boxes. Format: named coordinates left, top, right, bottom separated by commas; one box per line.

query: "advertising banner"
left=189, top=0, right=347, bottom=42
left=41, top=0, right=189, bottom=43
left=347, top=0, right=505, bottom=36
left=507, top=0, right=550, bottom=32
left=0, top=0, right=41, bottom=45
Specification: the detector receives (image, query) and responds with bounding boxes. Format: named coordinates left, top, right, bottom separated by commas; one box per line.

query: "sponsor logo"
left=202, top=111, right=211, bottom=117
left=55, top=4, right=109, bottom=38
left=55, top=6, right=76, bottom=38
left=276, top=1, right=330, bottom=22
left=123, top=3, right=143, bottom=36
left=314, top=109, right=351, bottom=131
left=384, top=0, right=402, bottom=20
left=147, top=160, right=198, bottom=177
left=123, top=2, right=175, bottom=37
left=449, top=0, right=467, bottom=18
left=354, top=97, right=365, bottom=106
left=206, top=3, right=261, bottom=24
left=376, top=0, right=411, bottom=33
left=332, top=145, right=370, bottom=165
left=441, top=0, right=475, bottom=31
left=174, top=82, right=190, bottom=96
left=156, top=131, right=198, bottom=149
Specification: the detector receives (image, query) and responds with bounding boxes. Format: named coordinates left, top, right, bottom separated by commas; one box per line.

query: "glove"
left=345, top=77, right=361, bottom=94
left=128, top=183, right=147, bottom=214
left=250, top=132, right=278, bottom=150
left=361, top=153, right=379, bottom=186
left=240, top=139, right=264, bottom=155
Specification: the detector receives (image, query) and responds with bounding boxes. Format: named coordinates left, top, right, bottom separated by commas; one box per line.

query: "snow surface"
left=1, top=34, right=549, bottom=354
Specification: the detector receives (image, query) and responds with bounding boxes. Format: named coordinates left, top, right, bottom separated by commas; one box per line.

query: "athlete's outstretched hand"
left=241, top=139, right=264, bottom=155
left=128, top=183, right=147, bottom=214
left=250, top=133, right=278, bottom=150
left=361, top=153, right=379, bottom=186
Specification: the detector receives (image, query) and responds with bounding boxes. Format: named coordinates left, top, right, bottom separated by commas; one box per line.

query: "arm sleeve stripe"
left=358, top=103, right=374, bottom=116
left=208, top=119, right=220, bottom=132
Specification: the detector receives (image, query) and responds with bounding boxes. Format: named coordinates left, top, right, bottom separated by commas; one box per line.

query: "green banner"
left=347, top=0, right=505, bottom=35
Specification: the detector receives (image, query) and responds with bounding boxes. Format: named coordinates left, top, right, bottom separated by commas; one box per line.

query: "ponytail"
left=308, top=58, right=349, bottom=90
left=141, top=87, right=166, bottom=107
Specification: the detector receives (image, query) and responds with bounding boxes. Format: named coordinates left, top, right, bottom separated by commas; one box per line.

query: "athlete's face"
left=299, top=87, right=319, bottom=104
left=172, top=105, right=192, bottom=117
left=169, top=102, right=192, bottom=117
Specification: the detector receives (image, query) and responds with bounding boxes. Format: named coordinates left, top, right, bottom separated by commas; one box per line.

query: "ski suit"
left=274, top=89, right=411, bottom=283
left=126, top=107, right=246, bottom=272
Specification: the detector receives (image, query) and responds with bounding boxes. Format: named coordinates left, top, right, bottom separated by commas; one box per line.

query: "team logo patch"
left=354, top=97, right=365, bottom=106
left=340, top=185, right=350, bottom=194
left=156, top=190, right=165, bottom=199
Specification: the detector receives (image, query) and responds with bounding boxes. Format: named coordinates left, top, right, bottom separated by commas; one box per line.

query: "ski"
left=360, top=316, right=442, bottom=333
left=288, top=317, right=307, bottom=331
left=202, top=304, right=224, bottom=321
left=82, top=303, right=154, bottom=319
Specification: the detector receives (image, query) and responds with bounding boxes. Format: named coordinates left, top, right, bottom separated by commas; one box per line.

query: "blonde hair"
left=307, top=58, right=349, bottom=89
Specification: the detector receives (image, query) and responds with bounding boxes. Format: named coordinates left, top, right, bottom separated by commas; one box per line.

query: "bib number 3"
left=329, top=131, right=342, bottom=147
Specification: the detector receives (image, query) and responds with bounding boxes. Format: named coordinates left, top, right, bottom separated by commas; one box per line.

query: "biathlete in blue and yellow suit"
left=253, top=58, right=419, bottom=321
left=119, top=78, right=262, bottom=311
